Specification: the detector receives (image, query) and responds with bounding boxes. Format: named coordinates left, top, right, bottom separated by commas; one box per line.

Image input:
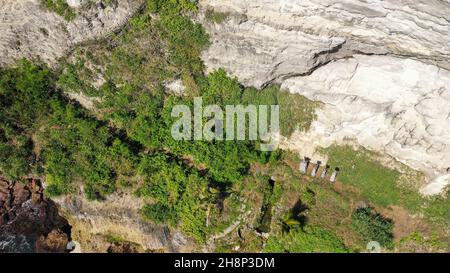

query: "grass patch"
left=399, top=232, right=449, bottom=252
left=41, top=0, right=76, bottom=21
left=322, top=145, right=450, bottom=229
left=322, top=145, right=423, bottom=210
left=106, top=234, right=125, bottom=244
left=205, top=8, right=229, bottom=24
left=264, top=226, right=348, bottom=253
left=422, top=195, right=450, bottom=228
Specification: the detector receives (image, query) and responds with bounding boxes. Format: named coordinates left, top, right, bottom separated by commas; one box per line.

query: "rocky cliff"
left=198, top=0, right=450, bottom=195
left=54, top=191, right=196, bottom=253
left=0, top=0, right=144, bottom=66
left=2, top=1, right=448, bottom=194
left=0, top=178, right=71, bottom=253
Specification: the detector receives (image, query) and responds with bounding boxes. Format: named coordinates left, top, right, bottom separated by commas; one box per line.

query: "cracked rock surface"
left=199, top=0, right=450, bottom=195
left=0, top=0, right=144, bottom=66
left=200, top=0, right=450, bottom=88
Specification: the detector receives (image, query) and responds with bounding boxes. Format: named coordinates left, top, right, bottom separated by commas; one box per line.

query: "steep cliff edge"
left=54, top=191, right=196, bottom=253
left=198, top=0, right=450, bottom=195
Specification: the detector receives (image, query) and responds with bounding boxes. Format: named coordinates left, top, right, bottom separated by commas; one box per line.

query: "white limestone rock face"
left=281, top=55, right=450, bottom=195
left=199, top=0, right=450, bottom=195
left=66, top=0, right=84, bottom=8
left=200, top=0, right=450, bottom=88
left=164, top=79, right=186, bottom=96
left=0, top=0, right=144, bottom=66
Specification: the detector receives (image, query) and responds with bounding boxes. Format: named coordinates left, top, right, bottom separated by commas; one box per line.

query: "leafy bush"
left=0, top=60, right=137, bottom=198
left=281, top=199, right=310, bottom=233
left=352, top=207, right=394, bottom=249
left=57, top=59, right=98, bottom=96
left=141, top=203, right=177, bottom=225
left=136, top=153, right=210, bottom=242
left=199, top=69, right=242, bottom=105
left=264, top=226, right=348, bottom=253
left=242, top=85, right=319, bottom=136
left=40, top=100, right=137, bottom=199
left=147, top=0, right=197, bottom=14
left=158, top=15, right=209, bottom=75
left=0, top=137, right=33, bottom=180
left=0, top=60, right=53, bottom=130
left=0, top=60, right=54, bottom=180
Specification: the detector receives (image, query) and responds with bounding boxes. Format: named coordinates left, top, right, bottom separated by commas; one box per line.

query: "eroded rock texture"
left=0, top=0, right=144, bottom=66
left=54, top=191, right=196, bottom=253
left=200, top=0, right=450, bottom=87
left=198, top=0, right=450, bottom=195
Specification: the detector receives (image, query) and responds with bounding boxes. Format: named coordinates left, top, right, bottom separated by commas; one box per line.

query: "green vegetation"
left=255, top=178, right=276, bottom=233
left=323, top=145, right=450, bottom=228
left=242, top=86, right=319, bottom=136
left=146, top=0, right=197, bottom=14
left=0, top=60, right=53, bottom=180
left=264, top=226, right=348, bottom=253
left=41, top=0, right=76, bottom=21
left=280, top=199, right=309, bottom=233
left=136, top=153, right=210, bottom=242
left=262, top=167, right=350, bottom=253
left=0, top=60, right=137, bottom=199
left=2, top=0, right=447, bottom=252
left=57, top=59, right=99, bottom=96
left=46, top=0, right=309, bottom=242
left=398, top=232, right=449, bottom=251
left=40, top=101, right=137, bottom=199
left=211, top=149, right=448, bottom=253
left=352, top=207, right=394, bottom=249
left=205, top=8, right=230, bottom=24
left=210, top=152, right=359, bottom=253
left=106, top=234, right=126, bottom=244
left=323, top=145, right=417, bottom=208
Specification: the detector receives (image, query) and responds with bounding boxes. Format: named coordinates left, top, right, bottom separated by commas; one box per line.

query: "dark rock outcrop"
left=0, top=177, right=71, bottom=253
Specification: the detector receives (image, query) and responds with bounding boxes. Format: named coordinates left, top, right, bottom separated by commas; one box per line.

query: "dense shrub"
left=352, top=207, right=394, bottom=249
left=136, top=153, right=210, bottom=242
left=264, top=226, right=348, bottom=253
left=40, top=100, right=138, bottom=198
left=0, top=60, right=54, bottom=180
left=141, top=203, right=177, bottom=225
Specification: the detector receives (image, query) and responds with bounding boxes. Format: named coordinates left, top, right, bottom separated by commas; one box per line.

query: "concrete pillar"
left=330, top=167, right=340, bottom=183
left=320, top=165, right=330, bottom=179
left=311, top=161, right=321, bottom=177
left=299, top=157, right=310, bottom=173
